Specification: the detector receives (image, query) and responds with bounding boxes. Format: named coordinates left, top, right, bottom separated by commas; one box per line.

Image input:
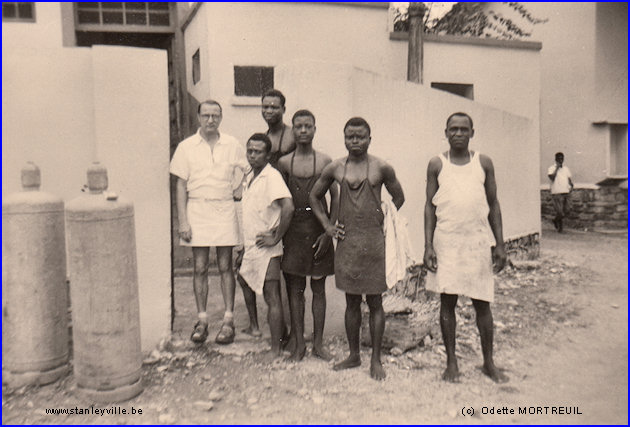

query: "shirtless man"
left=423, top=112, right=508, bottom=383
left=277, top=109, right=338, bottom=362
left=310, top=117, right=405, bottom=380
left=262, top=89, right=296, bottom=168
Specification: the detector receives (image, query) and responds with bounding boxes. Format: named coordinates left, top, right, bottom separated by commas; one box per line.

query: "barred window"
left=234, top=66, right=274, bottom=97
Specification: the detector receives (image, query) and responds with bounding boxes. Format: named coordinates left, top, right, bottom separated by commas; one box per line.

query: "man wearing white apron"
left=424, top=112, right=508, bottom=383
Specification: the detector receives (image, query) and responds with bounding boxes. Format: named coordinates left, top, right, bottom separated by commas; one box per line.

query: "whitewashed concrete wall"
left=184, top=2, right=540, bottom=158
left=277, top=61, right=540, bottom=256
left=493, top=2, right=628, bottom=184
left=2, top=46, right=171, bottom=353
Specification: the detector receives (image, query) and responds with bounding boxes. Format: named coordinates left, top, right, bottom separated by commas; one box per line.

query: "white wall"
left=594, top=2, right=628, bottom=123
left=1, top=3, right=64, bottom=50
left=277, top=61, right=541, bottom=255
left=2, top=46, right=171, bottom=353
left=91, top=46, right=171, bottom=354
left=422, top=41, right=541, bottom=121
left=184, top=2, right=405, bottom=144
left=496, top=2, right=628, bottom=184
left=184, top=2, right=541, bottom=158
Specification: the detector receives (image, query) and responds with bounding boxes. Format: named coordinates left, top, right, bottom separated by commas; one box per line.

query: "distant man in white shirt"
left=170, top=99, right=249, bottom=345
left=547, top=152, right=574, bottom=232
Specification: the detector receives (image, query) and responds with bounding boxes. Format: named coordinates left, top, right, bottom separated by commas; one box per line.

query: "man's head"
left=445, top=112, right=474, bottom=149
left=261, top=89, right=286, bottom=126
left=555, top=152, right=564, bottom=166
left=246, top=133, right=272, bottom=170
left=292, top=110, right=316, bottom=146
left=197, top=100, right=223, bottom=135
left=343, top=117, right=371, bottom=156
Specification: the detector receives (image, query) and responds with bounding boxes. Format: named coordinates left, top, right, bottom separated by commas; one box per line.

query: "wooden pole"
left=407, top=2, right=426, bottom=84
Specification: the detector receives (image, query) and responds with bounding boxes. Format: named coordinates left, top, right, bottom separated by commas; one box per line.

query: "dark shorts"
left=281, top=213, right=334, bottom=277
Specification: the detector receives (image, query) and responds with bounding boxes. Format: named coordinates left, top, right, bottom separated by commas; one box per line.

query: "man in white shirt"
left=547, top=152, right=574, bottom=232
left=235, top=133, right=294, bottom=360
left=170, top=100, right=249, bottom=345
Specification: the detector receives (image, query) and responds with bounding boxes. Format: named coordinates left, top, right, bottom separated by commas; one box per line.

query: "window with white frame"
left=234, top=66, right=274, bottom=97
left=2, top=2, right=35, bottom=22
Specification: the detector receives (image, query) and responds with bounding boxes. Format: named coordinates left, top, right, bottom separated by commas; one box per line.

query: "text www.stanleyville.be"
left=460, top=406, right=583, bottom=417
left=45, top=406, right=143, bottom=416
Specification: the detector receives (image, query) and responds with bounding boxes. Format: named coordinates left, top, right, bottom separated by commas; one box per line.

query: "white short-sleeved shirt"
left=170, top=130, right=249, bottom=200
left=547, top=164, right=572, bottom=194
left=241, top=163, right=292, bottom=250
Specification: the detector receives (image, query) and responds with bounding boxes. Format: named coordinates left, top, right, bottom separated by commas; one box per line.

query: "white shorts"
left=182, top=199, right=240, bottom=247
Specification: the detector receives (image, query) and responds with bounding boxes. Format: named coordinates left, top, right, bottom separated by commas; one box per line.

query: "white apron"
left=425, top=152, right=496, bottom=302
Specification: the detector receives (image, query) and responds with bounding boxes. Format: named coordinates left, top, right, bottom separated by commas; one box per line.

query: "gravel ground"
left=2, top=225, right=627, bottom=424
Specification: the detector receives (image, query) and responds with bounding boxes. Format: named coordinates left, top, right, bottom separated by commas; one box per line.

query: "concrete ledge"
left=540, top=183, right=600, bottom=190
left=390, top=31, right=542, bottom=51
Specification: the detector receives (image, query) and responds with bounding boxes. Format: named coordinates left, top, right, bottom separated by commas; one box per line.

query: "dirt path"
left=2, top=227, right=627, bottom=424
left=500, top=228, right=628, bottom=424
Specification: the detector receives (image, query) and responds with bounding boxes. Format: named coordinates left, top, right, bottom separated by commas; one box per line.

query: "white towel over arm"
left=382, top=198, right=417, bottom=289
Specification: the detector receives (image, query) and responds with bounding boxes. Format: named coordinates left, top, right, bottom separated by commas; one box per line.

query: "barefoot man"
left=236, top=133, right=294, bottom=359
left=310, top=117, right=405, bottom=380
left=277, top=109, right=338, bottom=362
left=423, top=112, right=508, bottom=383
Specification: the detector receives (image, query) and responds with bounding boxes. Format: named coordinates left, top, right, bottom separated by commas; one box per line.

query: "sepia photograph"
left=2, top=1, right=627, bottom=424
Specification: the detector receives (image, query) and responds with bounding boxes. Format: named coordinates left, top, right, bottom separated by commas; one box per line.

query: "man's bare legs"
left=191, top=247, right=210, bottom=342
left=237, top=274, right=261, bottom=337
left=333, top=294, right=362, bottom=371
left=284, top=273, right=307, bottom=361
left=216, top=246, right=236, bottom=316
left=214, top=247, right=236, bottom=343
left=311, top=277, right=332, bottom=361
left=472, top=298, right=508, bottom=383
left=192, top=247, right=210, bottom=314
left=366, top=294, right=386, bottom=380
left=333, top=293, right=385, bottom=380
left=263, top=257, right=284, bottom=359
left=440, top=293, right=459, bottom=382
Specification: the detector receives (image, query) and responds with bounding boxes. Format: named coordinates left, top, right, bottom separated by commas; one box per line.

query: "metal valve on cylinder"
left=2, top=162, right=70, bottom=387
left=65, top=162, right=143, bottom=403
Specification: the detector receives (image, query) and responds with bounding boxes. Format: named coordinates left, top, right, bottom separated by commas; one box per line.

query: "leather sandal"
left=191, top=321, right=208, bottom=343
left=215, top=322, right=235, bottom=345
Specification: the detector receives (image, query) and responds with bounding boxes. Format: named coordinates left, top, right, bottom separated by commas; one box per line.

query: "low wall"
left=541, top=186, right=628, bottom=230
left=277, top=60, right=541, bottom=256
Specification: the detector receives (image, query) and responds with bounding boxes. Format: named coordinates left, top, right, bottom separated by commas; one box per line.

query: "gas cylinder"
left=2, top=162, right=70, bottom=387
left=65, top=163, right=143, bottom=403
